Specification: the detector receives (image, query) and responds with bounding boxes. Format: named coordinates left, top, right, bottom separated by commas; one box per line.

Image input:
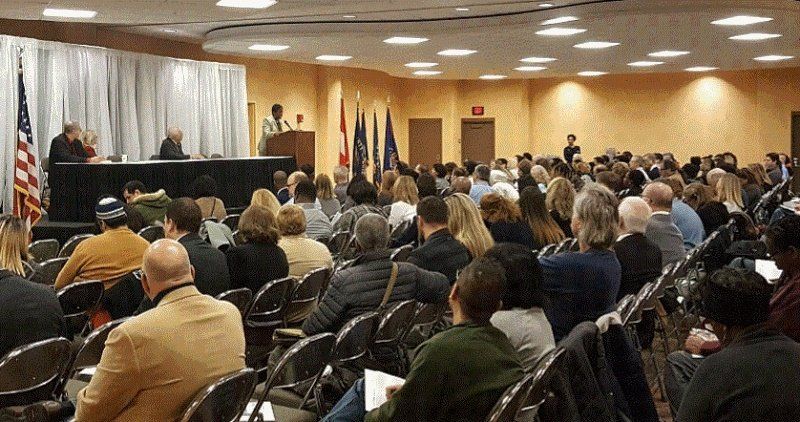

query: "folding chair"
left=283, top=268, right=331, bottom=326
left=58, top=234, right=94, bottom=257
left=138, top=225, right=165, bottom=243
left=0, top=338, right=72, bottom=408
left=57, top=280, right=104, bottom=337
left=181, top=368, right=256, bottom=422
left=31, top=257, right=69, bottom=285
left=28, top=239, right=59, bottom=263
left=220, top=214, right=241, bottom=231
left=390, top=244, right=413, bottom=263
left=243, top=278, right=294, bottom=372
left=215, top=288, right=254, bottom=317
left=367, top=300, right=417, bottom=376
left=514, top=348, right=567, bottom=421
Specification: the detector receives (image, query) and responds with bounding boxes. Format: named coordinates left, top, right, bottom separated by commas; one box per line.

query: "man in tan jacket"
left=75, top=239, right=245, bottom=421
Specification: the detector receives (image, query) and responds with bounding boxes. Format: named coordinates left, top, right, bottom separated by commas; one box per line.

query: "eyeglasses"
left=133, top=269, right=143, bottom=280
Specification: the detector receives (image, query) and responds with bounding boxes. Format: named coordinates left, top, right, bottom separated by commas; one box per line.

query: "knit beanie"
left=96, top=197, right=126, bottom=221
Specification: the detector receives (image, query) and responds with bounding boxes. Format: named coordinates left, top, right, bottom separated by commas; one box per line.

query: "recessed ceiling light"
left=479, top=74, right=507, bottom=80
left=685, top=66, right=718, bottom=72
left=574, top=41, right=620, bottom=49
left=539, top=3, right=554, bottom=7
left=455, top=7, right=470, bottom=12
left=628, top=61, right=664, bottom=67
left=648, top=50, right=690, bottom=57
left=515, top=66, right=547, bottom=72
left=316, top=55, right=352, bottom=61
left=536, top=27, right=587, bottom=36
left=541, top=16, right=579, bottom=25
left=413, top=70, right=442, bottom=76
left=520, top=57, right=557, bottom=63
left=753, top=55, right=794, bottom=62
left=729, top=33, right=782, bottom=41
left=216, top=0, right=277, bottom=8
left=438, top=49, right=477, bottom=56
left=405, top=62, right=438, bottom=68
left=249, top=44, right=290, bottom=51
left=578, top=71, right=606, bottom=76
left=711, top=15, right=773, bottom=26
left=342, top=15, right=356, bottom=19
left=383, top=36, right=429, bottom=45
left=42, top=8, right=97, bottom=18
left=162, top=29, right=178, bottom=33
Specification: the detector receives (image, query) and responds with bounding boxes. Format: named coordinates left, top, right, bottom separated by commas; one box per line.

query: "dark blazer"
left=0, top=270, right=66, bottom=358
left=49, top=133, right=89, bottom=164
left=485, top=220, right=538, bottom=249
left=613, top=233, right=662, bottom=300
left=159, top=137, right=189, bottom=160
left=408, top=229, right=471, bottom=284
left=180, top=233, right=230, bottom=296
left=696, top=201, right=730, bottom=236
left=225, top=241, right=289, bottom=293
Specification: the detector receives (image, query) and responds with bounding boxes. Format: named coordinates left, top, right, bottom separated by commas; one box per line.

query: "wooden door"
left=461, top=118, right=495, bottom=163
left=408, top=118, right=443, bottom=167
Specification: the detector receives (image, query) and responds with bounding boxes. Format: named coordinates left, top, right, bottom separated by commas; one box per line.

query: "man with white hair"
left=159, top=127, right=203, bottom=160
left=615, top=197, right=663, bottom=300
left=642, top=182, right=686, bottom=265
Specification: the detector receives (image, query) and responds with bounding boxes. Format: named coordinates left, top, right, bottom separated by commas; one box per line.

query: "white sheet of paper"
left=756, top=259, right=783, bottom=282
left=240, top=400, right=275, bottom=422
left=364, top=369, right=406, bottom=412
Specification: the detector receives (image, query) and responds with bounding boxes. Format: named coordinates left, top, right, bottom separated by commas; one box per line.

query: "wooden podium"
left=265, top=131, right=315, bottom=167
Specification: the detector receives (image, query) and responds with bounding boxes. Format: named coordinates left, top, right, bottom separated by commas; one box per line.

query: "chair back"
left=244, top=277, right=293, bottom=326
left=22, top=261, right=35, bottom=280
left=57, top=280, right=104, bottom=319
left=210, top=153, right=224, bottom=159
left=283, top=268, right=330, bottom=322
left=516, top=348, right=567, bottom=419
left=58, top=234, right=94, bottom=257
left=28, top=239, right=60, bottom=263
left=390, top=244, right=413, bottom=263
left=216, top=288, right=254, bottom=317
left=402, top=302, right=445, bottom=342
left=373, top=300, right=417, bottom=348
left=537, top=244, right=557, bottom=258
left=390, top=220, right=411, bottom=243
left=232, top=230, right=244, bottom=246
left=181, top=368, right=256, bottom=422
left=623, top=282, right=653, bottom=326
left=327, top=231, right=351, bottom=255
left=554, top=237, right=575, bottom=254
left=333, top=312, right=380, bottom=363
left=615, top=294, right=635, bottom=316
left=485, top=372, right=537, bottom=422
left=220, top=214, right=241, bottom=231
left=0, top=338, right=72, bottom=408
left=149, top=154, right=160, bottom=160
left=138, top=225, right=165, bottom=243
left=30, top=257, right=69, bottom=285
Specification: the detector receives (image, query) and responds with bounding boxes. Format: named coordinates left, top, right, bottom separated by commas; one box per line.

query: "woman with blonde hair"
left=479, top=193, right=537, bottom=248
left=748, top=163, right=774, bottom=190
left=546, top=177, right=576, bottom=237
left=314, top=174, right=341, bottom=219
left=389, top=175, right=419, bottom=227
left=444, top=193, right=494, bottom=258
left=81, top=130, right=98, bottom=157
left=716, top=173, right=744, bottom=214
left=250, top=188, right=281, bottom=217
left=531, top=165, right=551, bottom=192
left=378, top=171, right=397, bottom=207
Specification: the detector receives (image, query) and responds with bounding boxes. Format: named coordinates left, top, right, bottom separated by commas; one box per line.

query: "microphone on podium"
left=283, top=120, right=294, bottom=131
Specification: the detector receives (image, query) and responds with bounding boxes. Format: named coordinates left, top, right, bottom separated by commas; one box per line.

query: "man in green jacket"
left=322, top=257, right=524, bottom=422
left=123, top=180, right=171, bottom=226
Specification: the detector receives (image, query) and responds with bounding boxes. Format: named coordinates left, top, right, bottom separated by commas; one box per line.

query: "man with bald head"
left=159, top=127, right=203, bottom=160
left=49, top=121, right=104, bottom=164
left=76, top=239, right=245, bottom=421
left=450, top=176, right=472, bottom=195
left=642, top=182, right=686, bottom=265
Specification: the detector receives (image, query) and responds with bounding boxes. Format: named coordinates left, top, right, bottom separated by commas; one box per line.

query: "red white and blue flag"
left=13, top=60, right=42, bottom=226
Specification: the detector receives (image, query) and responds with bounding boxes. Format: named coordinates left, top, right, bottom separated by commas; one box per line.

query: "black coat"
left=159, top=137, right=189, bottom=160
left=408, top=229, right=471, bottom=284
left=696, top=201, right=729, bottom=236
left=180, top=233, right=230, bottom=296
left=613, top=233, right=662, bottom=300
left=48, top=133, right=88, bottom=164
left=0, top=270, right=66, bottom=358
left=225, top=241, right=289, bottom=293
left=485, top=220, right=538, bottom=249
left=302, top=250, right=449, bottom=335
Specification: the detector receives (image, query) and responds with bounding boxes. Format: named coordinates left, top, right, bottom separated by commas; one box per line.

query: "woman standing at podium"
left=258, top=103, right=286, bottom=156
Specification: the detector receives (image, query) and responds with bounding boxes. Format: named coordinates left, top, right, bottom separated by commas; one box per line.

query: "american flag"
left=13, top=62, right=41, bottom=226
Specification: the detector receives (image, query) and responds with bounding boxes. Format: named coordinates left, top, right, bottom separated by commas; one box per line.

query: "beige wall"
left=3, top=19, right=799, bottom=174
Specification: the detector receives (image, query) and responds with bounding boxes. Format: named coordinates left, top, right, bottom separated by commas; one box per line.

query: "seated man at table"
left=49, top=121, right=104, bottom=164
left=159, top=127, right=202, bottom=160
left=123, top=180, right=171, bottom=225
left=75, top=239, right=245, bottom=421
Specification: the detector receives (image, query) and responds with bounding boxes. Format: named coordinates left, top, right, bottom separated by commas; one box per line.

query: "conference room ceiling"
left=2, top=0, right=800, bottom=80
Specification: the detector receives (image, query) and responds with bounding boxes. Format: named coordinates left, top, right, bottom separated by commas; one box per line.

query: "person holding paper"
left=322, top=257, right=524, bottom=422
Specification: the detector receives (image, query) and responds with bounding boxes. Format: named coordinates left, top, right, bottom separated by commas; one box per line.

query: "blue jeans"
left=321, top=378, right=367, bottom=422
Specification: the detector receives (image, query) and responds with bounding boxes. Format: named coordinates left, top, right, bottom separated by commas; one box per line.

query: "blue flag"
left=383, top=107, right=398, bottom=172
left=372, top=110, right=381, bottom=184
left=359, top=108, right=367, bottom=174
left=352, top=104, right=362, bottom=175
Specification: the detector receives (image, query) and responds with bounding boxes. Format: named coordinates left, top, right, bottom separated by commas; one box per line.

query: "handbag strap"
left=380, top=263, right=399, bottom=308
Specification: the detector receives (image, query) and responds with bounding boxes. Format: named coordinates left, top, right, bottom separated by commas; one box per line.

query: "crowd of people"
left=2, top=135, right=800, bottom=421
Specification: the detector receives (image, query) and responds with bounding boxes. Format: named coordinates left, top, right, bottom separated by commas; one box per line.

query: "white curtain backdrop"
left=0, top=35, right=249, bottom=212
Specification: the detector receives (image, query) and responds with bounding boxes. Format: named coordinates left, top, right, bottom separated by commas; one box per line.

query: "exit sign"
left=472, top=106, right=485, bottom=116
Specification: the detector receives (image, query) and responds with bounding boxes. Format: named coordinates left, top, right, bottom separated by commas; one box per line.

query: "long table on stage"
left=49, top=156, right=297, bottom=223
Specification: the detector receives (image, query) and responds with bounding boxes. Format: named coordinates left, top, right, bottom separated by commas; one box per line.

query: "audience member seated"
left=189, top=174, right=227, bottom=221
left=765, top=216, right=800, bottom=342
left=333, top=165, right=350, bottom=205
left=323, top=257, right=524, bottom=422
left=80, top=129, right=98, bottom=158
left=516, top=159, right=537, bottom=192
left=480, top=193, right=537, bottom=249
left=284, top=171, right=311, bottom=206
left=716, top=172, right=745, bottom=214
left=416, top=173, right=439, bottom=200
left=302, top=214, right=449, bottom=335
left=704, top=168, right=726, bottom=194
left=659, top=178, right=705, bottom=249
left=619, top=168, right=647, bottom=198
left=671, top=268, right=800, bottom=421
left=749, top=163, right=773, bottom=190
left=546, top=177, right=576, bottom=237
left=49, top=121, right=103, bottom=164
left=377, top=171, right=397, bottom=207
left=408, top=197, right=471, bottom=284
left=615, top=197, right=663, bottom=299
left=55, top=198, right=149, bottom=292
left=486, top=243, right=555, bottom=369
left=449, top=176, right=472, bottom=195
left=123, top=180, right=171, bottom=225
left=683, top=183, right=730, bottom=236
left=519, top=186, right=565, bottom=250
left=642, top=182, right=686, bottom=265
left=250, top=188, right=281, bottom=217
left=540, top=184, right=621, bottom=341
left=75, top=239, right=245, bottom=421
left=160, top=127, right=201, bottom=160
left=315, top=173, right=342, bottom=219
left=764, top=152, right=784, bottom=186
left=276, top=206, right=333, bottom=323
left=433, top=163, right=450, bottom=191
left=293, top=180, right=333, bottom=241
left=445, top=193, right=494, bottom=258
left=225, top=205, right=289, bottom=293
left=0, top=215, right=66, bottom=358
left=738, top=167, right=764, bottom=210
left=389, top=175, right=419, bottom=228
left=469, top=164, right=493, bottom=204
left=332, top=178, right=388, bottom=234
left=273, top=170, right=289, bottom=204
